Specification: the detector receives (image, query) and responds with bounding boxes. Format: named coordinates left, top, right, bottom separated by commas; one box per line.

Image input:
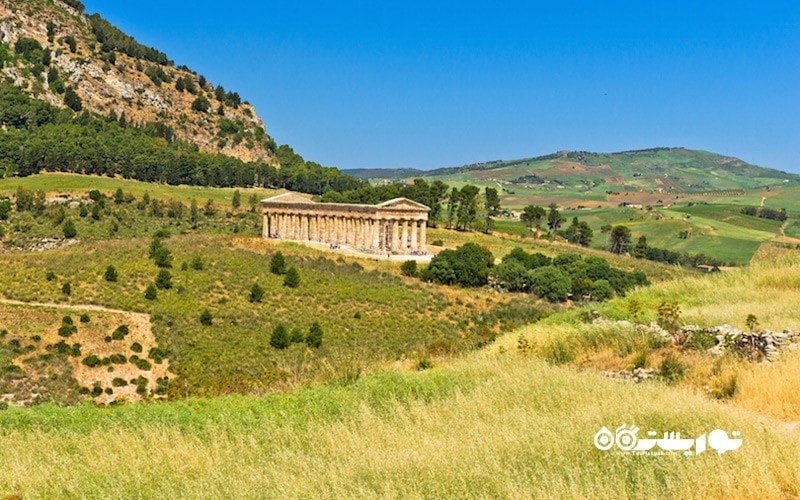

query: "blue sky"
left=81, top=1, right=800, bottom=172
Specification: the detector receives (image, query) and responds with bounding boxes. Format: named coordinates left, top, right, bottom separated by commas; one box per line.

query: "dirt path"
left=0, top=298, right=147, bottom=317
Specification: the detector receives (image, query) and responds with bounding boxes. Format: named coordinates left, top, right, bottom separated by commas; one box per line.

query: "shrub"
left=746, top=314, right=759, bottom=332
left=144, top=283, right=157, bottom=300
left=79, top=313, right=90, bottom=323
left=109, top=353, right=127, bottom=364
left=155, top=269, right=173, bottom=290
left=711, top=374, right=738, bottom=400
left=58, top=323, right=77, bottom=338
left=190, top=256, right=205, bottom=270
left=290, top=328, right=305, bottom=343
left=631, top=351, right=649, bottom=369
left=528, top=266, right=571, bottom=302
left=431, top=239, right=443, bottom=246
left=45, top=271, right=56, bottom=281
left=400, top=260, right=417, bottom=277
left=306, top=322, right=323, bottom=348
left=270, top=323, right=290, bottom=349
left=148, top=347, right=169, bottom=363
left=658, top=353, right=687, bottom=384
left=490, top=259, right=529, bottom=292
left=134, top=358, right=152, bottom=370
left=62, top=219, right=77, bottom=238
left=590, top=279, right=615, bottom=301
left=82, top=354, right=101, bottom=368
left=416, top=356, right=434, bottom=371
left=191, top=95, right=210, bottom=112
left=111, top=325, right=129, bottom=340
left=199, top=309, right=213, bottom=325
left=104, top=265, right=118, bottom=282
left=61, top=282, right=71, bottom=296
left=153, top=246, right=172, bottom=268
left=542, top=337, right=576, bottom=365
left=421, top=243, right=494, bottom=287
left=656, top=302, right=682, bottom=333
left=684, top=330, right=716, bottom=351
left=269, top=252, right=286, bottom=275
left=248, top=283, right=265, bottom=303
left=112, top=377, right=128, bottom=387
left=283, top=267, right=300, bottom=288
left=130, top=342, right=143, bottom=353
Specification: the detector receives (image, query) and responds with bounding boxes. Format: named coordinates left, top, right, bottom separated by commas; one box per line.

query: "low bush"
left=82, top=355, right=101, bottom=368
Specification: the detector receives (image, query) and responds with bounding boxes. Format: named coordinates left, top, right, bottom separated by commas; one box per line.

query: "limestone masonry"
left=261, top=193, right=430, bottom=254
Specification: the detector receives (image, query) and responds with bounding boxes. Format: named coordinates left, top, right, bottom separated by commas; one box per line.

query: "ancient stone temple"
left=261, top=193, right=430, bottom=254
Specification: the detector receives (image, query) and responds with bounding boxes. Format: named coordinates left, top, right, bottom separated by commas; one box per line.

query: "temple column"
left=346, top=217, right=353, bottom=245
left=420, top=221, right=427, bottom=252
left=336, top=216, right=343, bottom=244
left=410, top=220, right=418, bottom=250
left=372, top=219, right=380, bottom=250
left=278, top=213, right=286, bottom=239
left=391, top=219, right=400, bottom=251
left=360, top=219, right=368, bottom=248
left=325, top=216, right=331, bottom=242
left=262, top=213, right=269, bottom=238
left=401, top=220, right=409, bottom=252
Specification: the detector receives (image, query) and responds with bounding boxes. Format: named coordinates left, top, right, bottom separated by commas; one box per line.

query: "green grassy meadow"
left=0, top=172, right=283, bottom=206
left=0, top=174, right=799, bottom=497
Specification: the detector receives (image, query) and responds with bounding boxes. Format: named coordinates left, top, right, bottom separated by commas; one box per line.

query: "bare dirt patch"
left=0, top=300, right=169, bottom=405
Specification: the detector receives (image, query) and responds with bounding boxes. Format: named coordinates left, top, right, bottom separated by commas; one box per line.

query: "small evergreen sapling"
left=270, top=323, right=290, bottom=349
left=283, top=267, right=300, bottom=288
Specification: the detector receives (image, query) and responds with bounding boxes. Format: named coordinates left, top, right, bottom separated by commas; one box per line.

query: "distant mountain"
left=0, top=0, right=276, bottom=164
left=342, top=168, right=427, bottom=180
left=419, top=148, right=800, bottom=193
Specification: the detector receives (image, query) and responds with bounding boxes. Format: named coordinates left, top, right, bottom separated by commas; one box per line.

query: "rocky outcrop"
left=0, top=0, right=276, bottom=164
left=601, top=367, right=655, bottom=383
left=592, top=315, right=799, bottom=363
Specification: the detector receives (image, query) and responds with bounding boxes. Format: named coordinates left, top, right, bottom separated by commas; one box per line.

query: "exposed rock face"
left=0, top=0, right=277, bottom=165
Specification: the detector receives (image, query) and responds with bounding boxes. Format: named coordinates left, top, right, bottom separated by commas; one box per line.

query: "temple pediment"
left=376, top=198, right=431, bottom=211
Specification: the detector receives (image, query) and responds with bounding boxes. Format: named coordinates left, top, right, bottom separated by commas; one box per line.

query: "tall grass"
left=0, top=355, right=797, bottom=498
left=502, top=249, right=800, bottom=422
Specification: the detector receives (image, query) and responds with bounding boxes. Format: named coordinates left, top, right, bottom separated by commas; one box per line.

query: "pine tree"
left=232, top=189, right=241, bottom=210
left=306, top=322, right=323, bottom=348
left=62, top=219, right=77, bottom=238
left=199, top=309, right=213, bottom=325
left=248, top=283, right=265, bottom=303
left=104, top=265, right=118, bottom=282
left=270, top=323, right=290, bottom=349
left=144, top=283, right=158, bottom=300
left=155, top=269, right=172, bottom=290
left=270, top=252, right=286, bottom=275
left=64, top=86, right=82, bottom=111
left=283, top=267, right=300, bottom=288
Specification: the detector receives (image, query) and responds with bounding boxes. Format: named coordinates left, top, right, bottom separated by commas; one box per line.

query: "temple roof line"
left=261, top=193, right=430, bottom=213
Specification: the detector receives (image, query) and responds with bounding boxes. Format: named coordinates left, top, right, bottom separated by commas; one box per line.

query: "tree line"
left=0, top=83, right=363, bottom=195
